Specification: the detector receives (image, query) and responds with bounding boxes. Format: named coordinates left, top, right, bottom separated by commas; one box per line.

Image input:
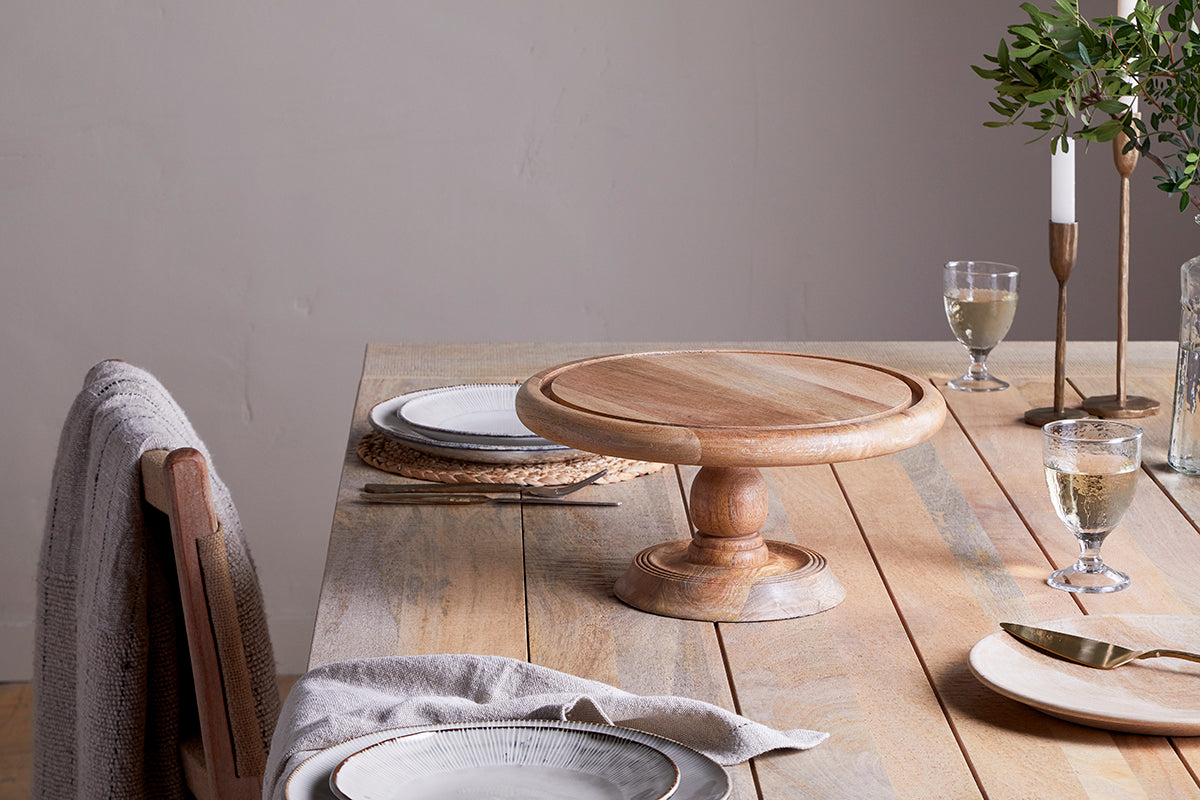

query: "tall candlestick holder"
left=1082, top=121, right=1160, bottom=418
left=1025, top=221, right=1089, bottom=426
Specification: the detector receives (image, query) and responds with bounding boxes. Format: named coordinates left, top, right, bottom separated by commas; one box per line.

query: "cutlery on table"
left=1001, top=622, right=1200, bottom=670
left=359, top=493, right=620, bottom=507
left=363, top=469, right=608, bottom=498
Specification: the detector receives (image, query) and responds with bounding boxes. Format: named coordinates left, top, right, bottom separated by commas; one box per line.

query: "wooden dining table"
left=309, top=340, right=1200, bottom=800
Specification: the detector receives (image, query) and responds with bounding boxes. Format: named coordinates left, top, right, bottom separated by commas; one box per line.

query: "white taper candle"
left=1051, top=140, right=1075, bottom=224
left=1118, top=1, right=1139, bottom=111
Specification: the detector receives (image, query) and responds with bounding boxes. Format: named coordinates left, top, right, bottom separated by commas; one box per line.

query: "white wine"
left=1046, top=465, right=1137, bottom=535
left=944, top=289, right=1017, bottom=350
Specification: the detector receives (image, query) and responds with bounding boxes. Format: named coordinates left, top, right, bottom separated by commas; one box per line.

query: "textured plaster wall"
left=1, top=1, right=1195, bottom=678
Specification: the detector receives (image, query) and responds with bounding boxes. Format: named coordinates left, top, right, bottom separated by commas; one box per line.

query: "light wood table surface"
left=310, top=341, right=1200, bottom=800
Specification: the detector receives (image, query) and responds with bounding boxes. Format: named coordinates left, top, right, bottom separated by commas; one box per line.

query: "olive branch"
left=974, top=0, right=1200, bottom=212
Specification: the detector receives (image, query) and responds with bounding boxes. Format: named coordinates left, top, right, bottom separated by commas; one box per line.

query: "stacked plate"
left=284, top=719, right=732, bottom=800
left=369, top=384, right=586, bottom=465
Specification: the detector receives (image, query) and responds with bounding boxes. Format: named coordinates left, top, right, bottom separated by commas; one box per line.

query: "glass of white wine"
left=1043, top=419, right=1142, bottom=593
left=943, top=261, right=1019, bottom=391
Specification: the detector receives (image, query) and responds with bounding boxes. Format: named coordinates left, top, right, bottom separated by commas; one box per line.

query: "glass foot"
left=947, top=374, right=1009, bottom=392
left=1048, top=563, right=1130, bottom=593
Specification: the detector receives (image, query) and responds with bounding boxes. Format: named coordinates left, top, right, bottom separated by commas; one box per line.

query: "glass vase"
left=1168, top=253, right=1200, bottom=473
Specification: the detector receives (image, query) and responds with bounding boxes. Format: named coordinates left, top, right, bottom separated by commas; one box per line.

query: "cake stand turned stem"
left=1082, top=124, right=1159, bottom=419
left=1025, top=221, right=1088, bottom=425
left=686, top=467, right=771, bottom=567
left=613, top=465, right=846, bottom=622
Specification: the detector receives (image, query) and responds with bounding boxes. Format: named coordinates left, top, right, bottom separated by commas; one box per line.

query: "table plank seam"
left=712, top=623, right=766, bottom=800
left=519, top=505, right=533, bottom=665
left=827, top=459, right=988, bottom=800
left=936, top=382, right=1079, bottom=615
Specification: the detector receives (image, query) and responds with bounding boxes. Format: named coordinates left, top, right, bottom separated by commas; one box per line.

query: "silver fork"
left=525, top=468, right=607, bottom=497
left=362, top=468, right=608, bottom=498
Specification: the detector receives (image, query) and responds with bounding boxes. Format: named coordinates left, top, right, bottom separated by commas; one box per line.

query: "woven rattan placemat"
left=357, top=431, right=667, bottom=486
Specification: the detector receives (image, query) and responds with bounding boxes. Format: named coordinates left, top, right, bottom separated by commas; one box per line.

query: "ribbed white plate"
left=331, top=725, right=679, bottom=800
left=369, top=389, right=586, bottom=465
left=285, top=720, right=730, bottom=800
left=399, top=384, right=545, bottom=445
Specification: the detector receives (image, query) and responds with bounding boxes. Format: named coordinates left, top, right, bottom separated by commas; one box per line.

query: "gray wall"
left=3, top=1, right=1196, bottom=679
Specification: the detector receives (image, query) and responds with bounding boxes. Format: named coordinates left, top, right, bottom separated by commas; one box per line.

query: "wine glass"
left=1043, top=419, right=1142, bottom=593
left=943, top=261, right=1019, bottom=391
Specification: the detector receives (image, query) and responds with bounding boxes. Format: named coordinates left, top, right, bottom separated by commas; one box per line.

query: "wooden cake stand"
left=515, top=350, right=947, bottom=622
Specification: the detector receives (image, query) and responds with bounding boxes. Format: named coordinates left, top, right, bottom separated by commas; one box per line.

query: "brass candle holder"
left=1082, top=120, right=1159, bottom=418
left=1025, top=221, right=1089, bottom=426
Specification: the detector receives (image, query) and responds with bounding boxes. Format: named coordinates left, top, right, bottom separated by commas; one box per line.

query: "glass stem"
left=1075, top=533, right=1110, bottom=573
left=968, top=349, right=992, bottom=379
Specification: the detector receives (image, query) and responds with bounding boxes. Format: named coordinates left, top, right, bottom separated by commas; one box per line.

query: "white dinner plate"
left=285, top=720, right=730, bottom=800
left=398, top=384, right=547, bottom=445
left=969, top=614, right=1200, bottom=735
left=368, top=389, right=586, bottom=465
left=330, top=725, right=679, bottom=800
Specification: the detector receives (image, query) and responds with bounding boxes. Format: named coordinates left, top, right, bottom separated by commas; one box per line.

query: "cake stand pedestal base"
left=614, top=539, right=845, bottom=622
left=613, top=465, right=845, bottom=622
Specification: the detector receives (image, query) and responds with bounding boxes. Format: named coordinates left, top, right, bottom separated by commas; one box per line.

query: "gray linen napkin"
left=265, top=655, right=827, bottom=800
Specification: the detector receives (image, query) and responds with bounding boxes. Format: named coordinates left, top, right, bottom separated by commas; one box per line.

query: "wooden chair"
left=140, top=447, right=274, bottom=800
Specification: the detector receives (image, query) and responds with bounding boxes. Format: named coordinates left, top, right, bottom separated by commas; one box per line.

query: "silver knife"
left=1000, top=621, right=1200, bottom=670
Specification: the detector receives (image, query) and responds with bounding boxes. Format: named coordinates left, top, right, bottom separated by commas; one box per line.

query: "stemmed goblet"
left=943, top=261, right=1019, bottom=391
left=1043, top=419, right=1142, bottom=593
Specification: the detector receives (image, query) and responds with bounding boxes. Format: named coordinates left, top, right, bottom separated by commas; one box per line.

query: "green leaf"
left=1182, top=192, right=1191, bottom=212
left=1092, top=118, right=1125, bottom=141
left=1027, top=88, right=1066, bottom=102
left=984, top=121, right=1012, bottom=127
left=998, top=39, right=1010, bottom=70
left=1095, top=99, right=1130, bottom=114
left=1012, top=62, right=1037, bottom=84
left=997, top=83, right=1034, bottom=97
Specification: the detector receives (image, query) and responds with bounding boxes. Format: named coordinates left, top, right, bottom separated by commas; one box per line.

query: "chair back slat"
left=196, top=527, right=266, bottom=777
left=141, top=447, right=264, bottom=800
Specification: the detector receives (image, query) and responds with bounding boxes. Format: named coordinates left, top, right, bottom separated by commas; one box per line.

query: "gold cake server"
left=1001, top=622, right=1200, bottom=670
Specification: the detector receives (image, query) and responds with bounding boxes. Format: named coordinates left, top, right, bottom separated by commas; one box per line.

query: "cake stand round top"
left=516, top=350, right=947, bottom=468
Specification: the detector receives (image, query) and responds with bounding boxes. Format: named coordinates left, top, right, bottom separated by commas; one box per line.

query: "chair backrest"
left=141, top=447, right=269, bottom=800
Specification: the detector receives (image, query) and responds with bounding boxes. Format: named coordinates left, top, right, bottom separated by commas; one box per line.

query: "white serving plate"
left=969, top=614, right=1200, bottom=735
left=398, top=384, right=547, bottom=445
left=330, top=725, right=679, bottom=800
left=285, top=720, right=730, bottom=800
left=369, top=389, right=586, bottom=465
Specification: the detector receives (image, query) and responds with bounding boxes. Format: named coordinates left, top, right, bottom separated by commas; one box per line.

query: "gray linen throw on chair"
left=33, top=360, right=279, bottom=800
left=265, top=655, right=828, bottom=800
